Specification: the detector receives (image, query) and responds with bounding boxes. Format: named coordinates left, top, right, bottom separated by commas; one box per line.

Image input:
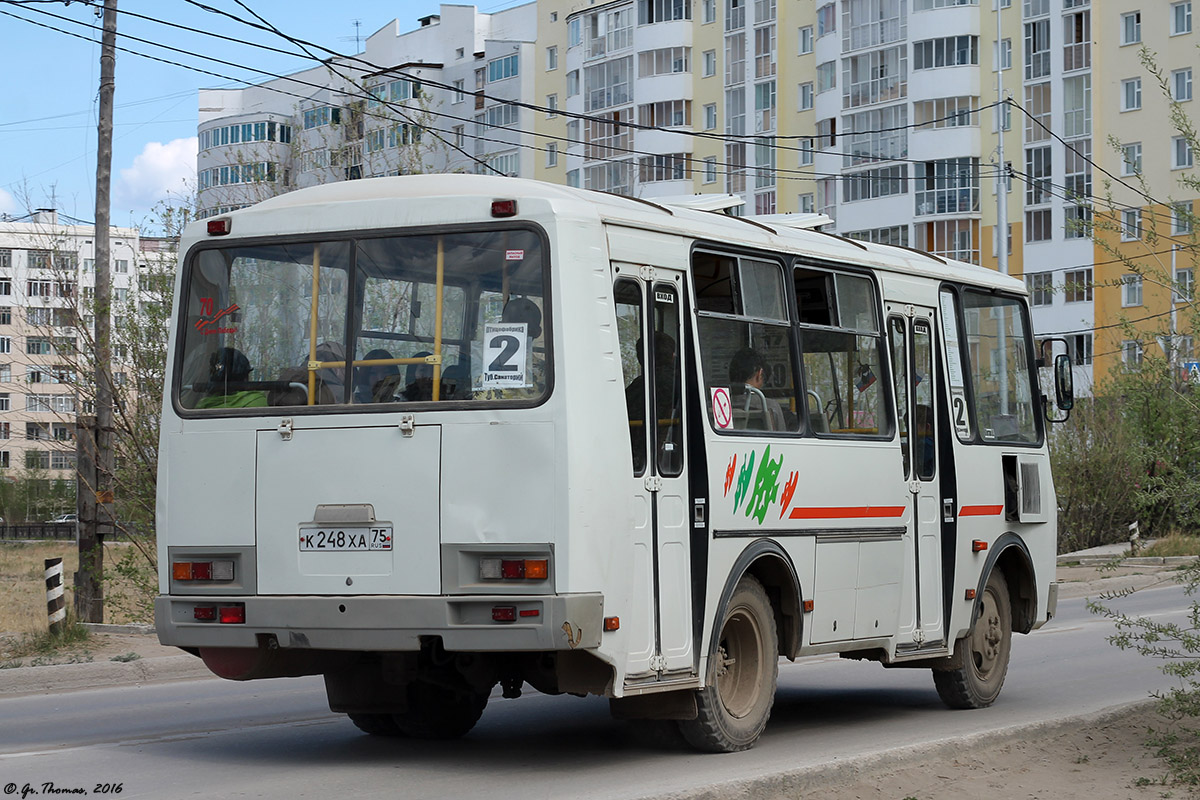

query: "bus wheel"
left=933, top=570, right=1012, bottom=709
left=678, top=575, right=778, bottom=752
left=348, top=712, right=404, bottom=736
left=392, top=682, right=489, bottom=739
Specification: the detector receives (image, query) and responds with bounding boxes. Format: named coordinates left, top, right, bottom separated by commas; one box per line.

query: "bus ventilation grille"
left=1020, top=462, right=1042, bottom=517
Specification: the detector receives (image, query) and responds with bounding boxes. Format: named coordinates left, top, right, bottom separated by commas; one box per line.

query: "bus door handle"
left=943, top=498, right=955, bottom=523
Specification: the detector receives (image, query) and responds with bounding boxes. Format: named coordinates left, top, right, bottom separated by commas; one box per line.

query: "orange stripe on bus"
left=788, top=506, right=906, bottom=520
left=959, top=504, right=1004, bottom=517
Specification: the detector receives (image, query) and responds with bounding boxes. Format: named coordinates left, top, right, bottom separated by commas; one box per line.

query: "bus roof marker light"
left=207, top=218, right=232, bottom=236
left=491, top=199, right=518, bottom=218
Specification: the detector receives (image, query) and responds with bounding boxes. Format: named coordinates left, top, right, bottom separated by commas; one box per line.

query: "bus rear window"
left=177, top=228, right=548, bottom=410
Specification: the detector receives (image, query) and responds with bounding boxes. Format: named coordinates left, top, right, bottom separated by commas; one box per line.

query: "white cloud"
left=114, top=137, right=197, bottom=213
left=0, top=187, right=17, bottom=216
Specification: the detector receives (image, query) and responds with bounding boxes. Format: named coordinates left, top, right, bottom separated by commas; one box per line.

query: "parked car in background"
left=47, top=513, right=77, bottom=524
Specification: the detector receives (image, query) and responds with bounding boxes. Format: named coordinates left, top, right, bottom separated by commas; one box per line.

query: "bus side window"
left=694, top=250, right=800, bottom=434
left=795, top=268, right=888, bottom=437
left=615, top=279, right=647, bottom=474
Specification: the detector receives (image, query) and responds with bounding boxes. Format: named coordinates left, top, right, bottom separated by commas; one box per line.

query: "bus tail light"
left=479, top=557, right=550, bottom=581
left=219, top=605, right=245, bottom=624
left=173, top=560, right=235, bottom=581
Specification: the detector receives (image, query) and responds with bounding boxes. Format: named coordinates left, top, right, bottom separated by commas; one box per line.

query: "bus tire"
left=348, top=712, right=404, bottom=737
left=392, top=682, right=488, bottom=739
left=678, top=575, right=778, bottom=753
left=933, top=570, right=1012, bottom=709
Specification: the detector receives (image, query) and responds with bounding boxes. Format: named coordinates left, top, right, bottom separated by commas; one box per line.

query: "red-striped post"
left=45, top=557, right=66, bottom=635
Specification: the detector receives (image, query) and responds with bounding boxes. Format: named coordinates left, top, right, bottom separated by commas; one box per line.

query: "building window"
left=1064, top=269, right=1093, bottom=302
left=1023, top=0, right=1048, bottom=16
left=913, top=36, right=979, bottom=70
left=703, top=0, right=716, bottom=23
left=798, top=193, right=815, bottom=213
left=703, top=50, right=716, bottom=77
left=816, top=61, right=836, bottom=93
left=1122, top=340, right=1144, bottom=367
left=1026, top=272, right=1053, bottom=306
left=1122, top=11, right=1141, bottom=45
left=1173, top=136, right=1195, bottom=169
left=1066, top=334, right=1092, bottom=366
left=1173, top=68, right=1193, bottom=101
left=1122, top=142, right=1142, bottom=175
left=799, top=82, right=814, bottom=110
left=638, top=0, right=692, bottom=24
left=842, top=0, right=904, bottom=51
left=913, top=96, right=976, bottom=129
left=487, top=54, right=519, bottom=82
left=638, top=99, right=692, bottom=127
left=842, top=46, right=906, bottom=108
left=843, top=165, right=908, bottom=203
left=915, top=219, right=978, bottom=263
left=799, top=138, right=814, bottom=165
left=914, top=158, right=978, bottom=215
left=1064, top=204, right=1092, bottom=239
left=704, top=103, right=718, bottom=129
left=994, top=38, right=1011, bottom=71
left=0, top=364, right=8, bottom=382
left=1025, top=209, right=1052, bottom=242
left=640, top=47, right=691, bottom=76
left=1024, top=146, right=1052, bottom=206
left=568, top=17, right=582, bottom=46
left=567, top=70, right=579, bottom=97
left=1122, top=77, right=1142, bottom=111
left=1122, top=274, right=1144, bottom=306
left=546, top=94, right=558, bottom=118
left=1175, top=267, right=1194, bottom=303
left=1024, top=19, right=1050, bottom=79
left=1174, top=202, right=1195, bottom=234
left=1063, top=10, right=1090, bottom=71
left=799, top=25, right=813, bottom=54
left=1172, top=1, right=1192, bottom=35
left=816, top=3, right=835, bottom=37
left=546, top=142, right=558, bottom=168
left=1122, top=209, right=1143, bottom=241
left=703, top=156, right=717, bottom=183
left=567, top=169, right=581, bottom=188
left=1024, top=82, right=1050, bottom=142
left=1063, top=76, right=1091, bottom=138
left=0, top=393, right=7, bottom=410
left=0, top=307, right=9, bottom=326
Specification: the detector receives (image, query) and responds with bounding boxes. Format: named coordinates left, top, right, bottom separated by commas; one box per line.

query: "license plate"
left=298, top=526, right=393, bottom=551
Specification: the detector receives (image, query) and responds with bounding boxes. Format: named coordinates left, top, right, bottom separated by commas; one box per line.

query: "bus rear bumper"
left=155, top=592, right=605, bottom=654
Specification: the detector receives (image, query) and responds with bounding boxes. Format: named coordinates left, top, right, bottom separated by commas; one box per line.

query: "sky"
left=0, top=0, right=526, bottom=231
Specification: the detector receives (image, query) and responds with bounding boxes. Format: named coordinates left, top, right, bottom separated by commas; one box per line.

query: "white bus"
left=155, top=175, right=1073, bottom=752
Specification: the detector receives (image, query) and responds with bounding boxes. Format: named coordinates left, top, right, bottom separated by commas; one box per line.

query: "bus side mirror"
left=1054, top=353, right=1074, bottom=412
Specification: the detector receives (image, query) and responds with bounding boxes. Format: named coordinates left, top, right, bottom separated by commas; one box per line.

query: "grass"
left=0, top=540, right=151, bottom=636
left=1141, top=535, right=1200, bottom=559
left=0, top=618, right=92, bottom=665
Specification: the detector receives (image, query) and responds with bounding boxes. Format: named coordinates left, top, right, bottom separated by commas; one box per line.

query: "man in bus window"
left=729, top=347, right=785, bottom=431
left=196, top=347, right=267, bottom=409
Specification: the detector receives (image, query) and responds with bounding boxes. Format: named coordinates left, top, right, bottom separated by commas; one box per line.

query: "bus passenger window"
left=960, top=291, right=1039, bottom=443
left=615, top=279, right=647, bottom=474
left=693, top=250, right=800, bottom=434
left=795, top=268, right=889, bottom=437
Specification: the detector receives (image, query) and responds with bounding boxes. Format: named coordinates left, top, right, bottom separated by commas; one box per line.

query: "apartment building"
left=196, top=3, right=538, bottom=219
left=1089, top=1, right=1197, bottom=380
left=195, top=1, right=1197, bottom=394
left=0, top=210, right=144, bottom=485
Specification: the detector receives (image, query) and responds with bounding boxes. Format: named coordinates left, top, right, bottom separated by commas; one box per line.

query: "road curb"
left=652, top=701, right=1158, bottom=800
left=0, top=653, right=211, bottom=696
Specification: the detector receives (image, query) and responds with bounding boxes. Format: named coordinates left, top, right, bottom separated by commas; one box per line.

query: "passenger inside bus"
left=729, top=347, right=786, bottom=431
left=625, top=332, right=678, bottom=471
left=353, top=349, right=398, bottom=404
left=196, top=347, right=268, bottom=409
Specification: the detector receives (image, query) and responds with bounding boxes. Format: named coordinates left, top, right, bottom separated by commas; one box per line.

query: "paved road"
left=0, top=586, right=1188, bottom=800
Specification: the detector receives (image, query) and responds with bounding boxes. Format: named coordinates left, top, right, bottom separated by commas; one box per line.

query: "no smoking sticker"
left=711, top=387, right=733, bottom=430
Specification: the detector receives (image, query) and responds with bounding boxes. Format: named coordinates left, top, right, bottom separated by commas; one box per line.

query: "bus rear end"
left=155, top=185, right=605, bottom=737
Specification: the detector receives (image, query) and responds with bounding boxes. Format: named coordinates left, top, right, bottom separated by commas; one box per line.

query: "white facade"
left=196, top=3, right=538, bottom=218
left=0, top=211, right=144, bottom=483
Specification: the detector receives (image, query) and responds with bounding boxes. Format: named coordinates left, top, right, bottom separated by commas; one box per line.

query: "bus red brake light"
left=492, top=606, right=517, bottom=622
left=194, top=606, right=217, bottom=621
left=500, top=559, right=525, bottom=579
left=491, top=199, right=517, bottom=218
left=219, top=605, right=245, bottom=624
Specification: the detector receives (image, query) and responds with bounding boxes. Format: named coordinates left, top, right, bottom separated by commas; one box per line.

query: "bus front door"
left=889, top=306, right=946, bottom=650
left=615, top=270, right=693, bottom=679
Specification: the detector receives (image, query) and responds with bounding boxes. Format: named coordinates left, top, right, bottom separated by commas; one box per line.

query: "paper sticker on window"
left=505, top=249, right=525, bottom=261
left=482, top=322, right=529, bottom=388
left=711, top=386, right=733, bottom=429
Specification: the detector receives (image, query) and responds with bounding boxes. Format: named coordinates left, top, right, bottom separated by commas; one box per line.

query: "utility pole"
left=76, top=0, right=117, bottom=623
